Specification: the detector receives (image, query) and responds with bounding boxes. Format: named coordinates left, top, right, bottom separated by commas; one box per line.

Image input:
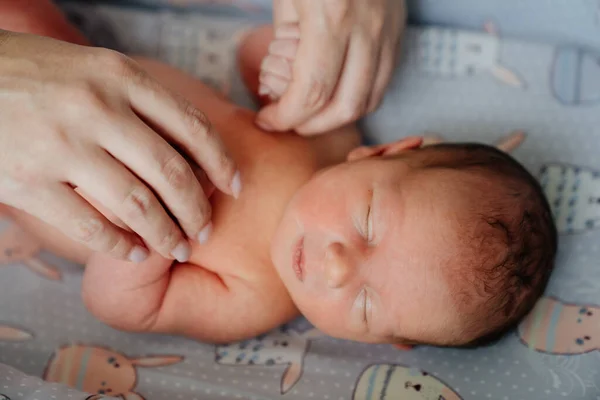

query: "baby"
left=2, top=9, right=557, bottom=347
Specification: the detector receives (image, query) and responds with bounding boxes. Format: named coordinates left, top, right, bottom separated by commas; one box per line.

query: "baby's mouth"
left=292, top=237, right=305, bottom=282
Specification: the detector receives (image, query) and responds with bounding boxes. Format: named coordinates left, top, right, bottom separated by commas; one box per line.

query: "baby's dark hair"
left=414, top=142, right=557, bottom=346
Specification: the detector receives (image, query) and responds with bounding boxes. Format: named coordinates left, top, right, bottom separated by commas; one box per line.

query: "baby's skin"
left=5, top=24, right=524, bottom=346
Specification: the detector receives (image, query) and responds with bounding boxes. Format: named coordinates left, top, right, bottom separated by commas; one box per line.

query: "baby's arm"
left=83, top=252, right=292, bottom=343
left=82, top=55, right=298, bottom=343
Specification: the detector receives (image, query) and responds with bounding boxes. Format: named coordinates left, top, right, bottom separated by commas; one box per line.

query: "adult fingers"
left=125, top=63, right=240, bottom=198
left=295, top=27, right=380, bottom=133
left=365, top=36, right=397, bottom=114
left=15, top=184, right=146, bottom=263
left=99, top=114, right=213, bottom=247
left=70, top=149, right=192, bottom=262
left=256, top=2, right=350, bottom=132
left=190, top=163, right=216, bottom=200
left=367, top=9, right=404, bottom=113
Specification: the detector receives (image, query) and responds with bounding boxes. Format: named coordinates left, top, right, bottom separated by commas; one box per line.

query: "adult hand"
left=0, top=31, right=240, bottom=263
left=256, top=0, right=406, bottom=135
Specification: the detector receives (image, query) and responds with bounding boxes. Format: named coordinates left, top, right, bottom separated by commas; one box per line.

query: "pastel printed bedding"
left=0, top=1, right=599, bottom=399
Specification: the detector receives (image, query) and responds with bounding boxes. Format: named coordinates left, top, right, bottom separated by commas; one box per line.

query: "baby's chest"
left=190, top=139, right=317, bottom=279
left=189, top=182, right=292, bottom=280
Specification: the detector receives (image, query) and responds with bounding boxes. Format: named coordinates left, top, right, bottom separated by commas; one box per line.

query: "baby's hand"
left=258, top=24, right=299, bottom=102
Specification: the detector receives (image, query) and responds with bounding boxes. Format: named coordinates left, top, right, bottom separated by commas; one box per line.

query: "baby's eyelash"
left=365, top=190, right=374, bottom=243
left=361, top=288, right=372, bottom=327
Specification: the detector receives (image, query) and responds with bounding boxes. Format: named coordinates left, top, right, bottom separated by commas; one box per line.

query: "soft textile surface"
left=0, top=2, right=599, bottom=399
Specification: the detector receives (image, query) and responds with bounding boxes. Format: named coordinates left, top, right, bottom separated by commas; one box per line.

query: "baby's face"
left=271, top=148, right=475, bottom=344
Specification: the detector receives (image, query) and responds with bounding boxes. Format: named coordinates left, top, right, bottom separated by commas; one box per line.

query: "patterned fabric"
left=1, top=2, right=600, bottom=399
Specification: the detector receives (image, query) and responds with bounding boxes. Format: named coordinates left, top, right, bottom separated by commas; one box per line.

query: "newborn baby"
left=6, top=26, right=557, bottom=348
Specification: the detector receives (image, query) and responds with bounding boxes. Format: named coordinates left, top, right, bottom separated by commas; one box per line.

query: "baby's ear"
left=347, top=137, right=423, bottom=162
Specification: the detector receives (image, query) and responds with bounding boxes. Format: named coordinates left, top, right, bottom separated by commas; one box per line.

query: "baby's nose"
left=324, top=242, right=353, bottom=289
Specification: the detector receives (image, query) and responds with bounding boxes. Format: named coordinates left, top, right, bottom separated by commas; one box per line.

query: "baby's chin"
left=308, top=320, right=393, bottom=344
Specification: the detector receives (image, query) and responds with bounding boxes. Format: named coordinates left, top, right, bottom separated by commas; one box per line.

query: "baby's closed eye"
left=353, top=287, right=373, bottom=329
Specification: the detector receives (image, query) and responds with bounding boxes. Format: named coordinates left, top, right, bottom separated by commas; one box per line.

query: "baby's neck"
left=308, top=124, right=362, bottom=168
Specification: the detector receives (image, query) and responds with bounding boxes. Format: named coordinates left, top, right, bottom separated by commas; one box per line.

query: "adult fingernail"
left=171, top=241, right=191, bottom=263
left=128, top=245, right=149, bottom=263
left=230, top=170, right=242, bottom=199
left=197, top=222, right=213, bottom=244
left=256, top=118, right=273, bottom=132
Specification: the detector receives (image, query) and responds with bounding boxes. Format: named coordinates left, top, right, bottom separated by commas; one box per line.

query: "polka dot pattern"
left=0, top=1, right=599, bottom=400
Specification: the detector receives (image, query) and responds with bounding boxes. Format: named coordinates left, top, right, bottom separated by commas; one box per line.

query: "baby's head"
left=271, top=136, right=557, bottom=346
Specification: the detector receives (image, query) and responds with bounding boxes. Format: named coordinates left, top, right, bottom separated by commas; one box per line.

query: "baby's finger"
left=268, top=34, right=299, bottom=59
left=256, top=6, right=349, bottom=132
left=258, top=36, right=299, bottom=100
left=273, top=21, right=300, bottom=40
left=15, top=184, right=146, bottom=263
left=259, top=71, right=290, bottom=100
left=260, top=54, right=293, bottom=82
left=70, top=150, right=191, bottom=262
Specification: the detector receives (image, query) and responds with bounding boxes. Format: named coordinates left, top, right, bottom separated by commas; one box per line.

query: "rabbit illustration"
left=0, top=325, right=33, bottom=341
left=44, top=344, right=183, bottom=400
left=404, top=21, right=525, bottom=88
left=0, top=223, right=61, bottom=281
left=215, top=325, right=322, bottom=394
left=518, top=296, right=599, bottom=355
left=551, top=46, right=600, bottom=105
left=538, top=163, right=600, bottom=234
left=353, top=364, right=462, bottom=400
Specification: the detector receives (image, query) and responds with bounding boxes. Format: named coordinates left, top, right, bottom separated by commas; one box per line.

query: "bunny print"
left=352, top=364, right=462, bottom=400
left=0, top=325, right=32, bottom=341
left=404, top=21, right=525, bottom=88
left=539, top=163, right=600, bottom=234
left=518, top=296, right=599, bottom=355
left=44, top=344, right=183, bottom=400
left=215, top=325, right=322, bottom=394
left=0, top=222, right=61, bottom=281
